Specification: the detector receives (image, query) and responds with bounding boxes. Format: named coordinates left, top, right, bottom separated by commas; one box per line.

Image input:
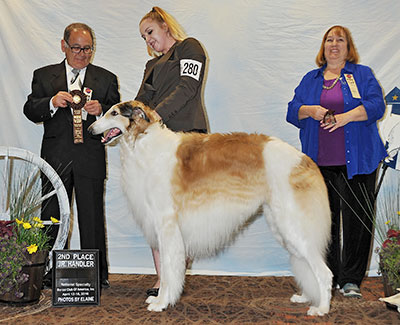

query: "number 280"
left=183, top=62, right=199, bottom=75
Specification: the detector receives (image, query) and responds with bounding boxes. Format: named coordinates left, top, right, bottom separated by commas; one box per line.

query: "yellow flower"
left=23, top=222, right=32, bottom=229
left=397, top=211, right=400, bottom=216
left=33, top=217, right=43, bottom=223
left=15, top=218, right=23, bottom=224
left=385, top=220, right=391, bottom=225
left=50, top=217, right=60, bottom=224
left=27, top=244, right=38, bottom=254
left=34, top=222, right=45, bottom=228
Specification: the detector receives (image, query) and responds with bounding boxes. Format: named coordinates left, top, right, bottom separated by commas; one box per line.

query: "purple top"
left=317, top=78, right=346, bottom=166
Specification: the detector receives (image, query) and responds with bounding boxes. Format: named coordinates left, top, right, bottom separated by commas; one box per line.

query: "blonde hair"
left=315, top=25, right=359, bottom=67
left=140, top=7, right=187, bottom=57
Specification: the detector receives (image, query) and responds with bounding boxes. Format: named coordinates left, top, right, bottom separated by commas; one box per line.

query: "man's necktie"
left=71, top=68, right=82, bottom=89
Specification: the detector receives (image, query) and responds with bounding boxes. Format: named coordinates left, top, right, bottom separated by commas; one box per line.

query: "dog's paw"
left=145, top=295, right=168, bottom=312
left=290, top=293, right=310, bottom=303
left=307, top=306, right=329, bottom=316
left=147, top=301, right=167, bottom=312
left=145, top=295, right=157, bottom=304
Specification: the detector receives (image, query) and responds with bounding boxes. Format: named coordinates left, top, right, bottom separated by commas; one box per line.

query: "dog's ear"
left=119, top=103, right=150, bottom=122
left=132, top=107, right=150, bottom=122
left=119, top=103, right=134, bottom=119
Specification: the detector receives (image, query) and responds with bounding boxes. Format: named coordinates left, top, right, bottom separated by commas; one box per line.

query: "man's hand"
left=52, top=91, right=73, bottom=108
left=84, top=100, right=102, bottom=116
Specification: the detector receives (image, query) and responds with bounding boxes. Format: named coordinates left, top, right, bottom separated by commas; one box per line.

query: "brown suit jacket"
left=135, top=38, right=208, bottom=132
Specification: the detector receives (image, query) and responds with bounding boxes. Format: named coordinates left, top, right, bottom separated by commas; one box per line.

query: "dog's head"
left=88, top=100, right=161, bottom=145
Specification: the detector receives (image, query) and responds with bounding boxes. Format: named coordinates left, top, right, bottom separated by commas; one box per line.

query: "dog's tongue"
left=101, top=128, right=121, bottom=143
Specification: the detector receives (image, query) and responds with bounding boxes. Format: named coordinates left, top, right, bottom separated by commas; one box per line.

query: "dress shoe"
left=42, top=272, right=52, bottom=289
left=146, top=288, right=159, bottom=297
left=42, top=277, right=52, bottom=289
left=101, top=279, right=110, bottom=289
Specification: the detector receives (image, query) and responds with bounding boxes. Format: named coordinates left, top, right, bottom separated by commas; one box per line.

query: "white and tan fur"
left=89, top=100, right=333, bottom=316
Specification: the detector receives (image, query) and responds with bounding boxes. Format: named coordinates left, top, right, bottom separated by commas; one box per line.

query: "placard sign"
left=52, top=249, right=100, bottom=307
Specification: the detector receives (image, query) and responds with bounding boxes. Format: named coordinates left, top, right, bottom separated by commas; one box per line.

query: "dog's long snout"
left=88, top=121, right=98, bottom=135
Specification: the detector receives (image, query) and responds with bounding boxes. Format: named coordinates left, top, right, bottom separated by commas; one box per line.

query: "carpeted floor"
left=0, top=274, right=399, bottom=324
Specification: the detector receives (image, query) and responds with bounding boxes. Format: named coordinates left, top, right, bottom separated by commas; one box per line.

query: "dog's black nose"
left=87, top=123, right=95, bottom=134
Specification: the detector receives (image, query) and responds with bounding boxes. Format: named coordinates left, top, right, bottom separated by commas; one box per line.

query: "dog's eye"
left=111, top=110, right=118, bottom=116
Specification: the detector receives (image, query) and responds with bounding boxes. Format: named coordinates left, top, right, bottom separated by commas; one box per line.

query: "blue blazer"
left=287, top=62, right=387, bottom=179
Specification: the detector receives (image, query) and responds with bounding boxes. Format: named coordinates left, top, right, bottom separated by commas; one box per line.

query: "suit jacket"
left=135, top=38, right=208, bottom=132
left=24, top=60, right=120, bottom=179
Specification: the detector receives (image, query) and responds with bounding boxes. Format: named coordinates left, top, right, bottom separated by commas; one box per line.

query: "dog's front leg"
left=146, top=217, right=186, bottom=311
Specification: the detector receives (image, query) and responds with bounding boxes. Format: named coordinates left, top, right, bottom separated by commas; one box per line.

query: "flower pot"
left=0, top=250, right=48, bottom=305
left=381, top=268, right=396, bottom=297
left=380, top=256, right=399, bottom=311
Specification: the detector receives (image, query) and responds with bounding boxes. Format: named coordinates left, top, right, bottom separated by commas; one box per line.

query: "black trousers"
left=42, top=168, right=108, bottom=281
left=319, top=165, right=377, bottom=287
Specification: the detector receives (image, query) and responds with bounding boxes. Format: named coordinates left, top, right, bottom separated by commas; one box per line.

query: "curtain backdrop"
left=1, top=0, right=399, bottom=276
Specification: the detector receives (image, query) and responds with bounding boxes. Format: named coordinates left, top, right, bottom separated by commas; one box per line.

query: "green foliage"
left=373, top=179, right=400, bottom=293
left=0, top=165, right=57, bottom=298
left=14, top=217, right=52, bottom=252
left=379, top=228, right=400, bottom=290
left=0, top=232, right=29, bottom=297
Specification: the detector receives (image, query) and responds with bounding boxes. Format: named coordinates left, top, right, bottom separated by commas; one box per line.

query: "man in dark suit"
left=24, top=23, right=120, bottom=289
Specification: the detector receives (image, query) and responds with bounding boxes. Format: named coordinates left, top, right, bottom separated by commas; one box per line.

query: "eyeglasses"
left=64, top=40, right=93, bottom=54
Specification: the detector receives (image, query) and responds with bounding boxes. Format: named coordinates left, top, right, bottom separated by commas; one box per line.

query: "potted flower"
left=0, top=216, right=59, bottom=304
left=0, top=167, right=59, bottom=304
left=378, top=218, right=400, bottom=298
left=0, top=220, right=30, bottom=299
left=372, top=179, right=400, bottom=309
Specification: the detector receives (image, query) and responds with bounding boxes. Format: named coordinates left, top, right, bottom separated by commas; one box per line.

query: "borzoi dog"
left=88, top=100, right=332, bottom=316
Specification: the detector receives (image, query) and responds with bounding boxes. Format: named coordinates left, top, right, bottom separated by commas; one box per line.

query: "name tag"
left=180, top=59, right=202, bottom=81
left=80, top=87, right=93, bottom=121
left=344, top=74, right=361, bottom=99
left=83, top=87, right=93, bottom=101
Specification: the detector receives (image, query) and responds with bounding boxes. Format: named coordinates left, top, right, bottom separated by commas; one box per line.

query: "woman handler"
left=135, top=6, right=209, bottom=297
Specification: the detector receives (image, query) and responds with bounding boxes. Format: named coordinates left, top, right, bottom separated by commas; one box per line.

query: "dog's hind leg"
left=304, top=253, right=332, bottom=316
left=264, top=203, right=332, bottom=316
left=290, top=255, right=313, bottom=303
left=146, top=217, right=186, bottom=312
left=290, top=252, right=332, bottom=316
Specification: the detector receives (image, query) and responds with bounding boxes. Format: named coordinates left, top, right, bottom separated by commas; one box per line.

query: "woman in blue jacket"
left=287, top=25, right=386, bottom=298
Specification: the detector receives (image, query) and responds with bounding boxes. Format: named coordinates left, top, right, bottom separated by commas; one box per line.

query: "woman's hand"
left=320, top=112, right=342, bottom=132
left=321, top=105, right=367, bottom=132
left=298, top=105, right=328, bottom=121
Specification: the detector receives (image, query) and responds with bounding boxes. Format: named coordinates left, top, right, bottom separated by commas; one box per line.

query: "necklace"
left=322, top=75, right=340, bottom=90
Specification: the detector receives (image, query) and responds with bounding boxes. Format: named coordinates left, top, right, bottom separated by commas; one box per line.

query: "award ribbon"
left=344, top=74, right=361, bottom=99
left=70, top=89, right=87, bottom=144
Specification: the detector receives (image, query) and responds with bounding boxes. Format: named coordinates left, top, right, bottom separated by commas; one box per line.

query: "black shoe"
left=101, top=279, right=110, bottom=289
left=42, top=277, right=52, bottom=289
left=146, top=288, right=159, bottom=297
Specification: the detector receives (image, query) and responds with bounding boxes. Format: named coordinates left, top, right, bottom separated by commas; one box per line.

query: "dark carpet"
left=0, top=274, right=399, bottom=324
